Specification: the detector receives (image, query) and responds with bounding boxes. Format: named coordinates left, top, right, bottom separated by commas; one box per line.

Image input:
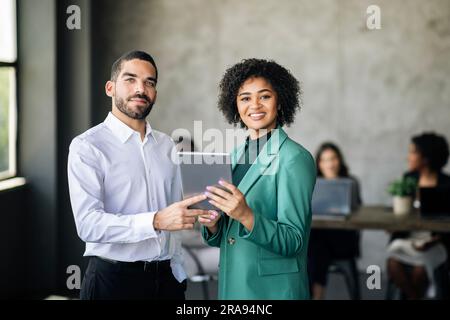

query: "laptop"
left=311, top=178, right=359, bottom=220
left=178, top=152, right=232, bottom=210
left=419, top=186, right=450, bottom=220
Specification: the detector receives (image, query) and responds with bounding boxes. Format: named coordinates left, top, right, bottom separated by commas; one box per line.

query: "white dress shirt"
left=68, top=112, right=186, bottom=282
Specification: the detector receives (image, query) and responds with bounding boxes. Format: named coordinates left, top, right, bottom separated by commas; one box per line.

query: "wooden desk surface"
left=311, top=206, right=450, bottom=232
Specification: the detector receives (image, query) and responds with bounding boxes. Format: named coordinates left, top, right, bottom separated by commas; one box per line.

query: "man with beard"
left=67, top=51, right=210, bottom=300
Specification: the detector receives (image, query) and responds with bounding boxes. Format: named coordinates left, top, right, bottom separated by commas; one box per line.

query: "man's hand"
left=153, top=194, right=208, bottom=231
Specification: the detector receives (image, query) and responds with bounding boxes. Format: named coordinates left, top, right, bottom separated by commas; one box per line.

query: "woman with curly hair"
left=387, top=132, right=450, bottom=299
left=198, top=58, right=316, bottom=299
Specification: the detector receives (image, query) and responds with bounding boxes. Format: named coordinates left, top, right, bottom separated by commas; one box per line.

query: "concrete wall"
left=91, top=0, right=450, bottom=206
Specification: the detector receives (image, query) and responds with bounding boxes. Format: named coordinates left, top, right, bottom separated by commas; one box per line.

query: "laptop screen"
left=311, top=178, right=358, bottom=215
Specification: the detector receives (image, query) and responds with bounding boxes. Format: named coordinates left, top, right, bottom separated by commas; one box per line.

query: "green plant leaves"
left=388, top=176, right=417, bottom=197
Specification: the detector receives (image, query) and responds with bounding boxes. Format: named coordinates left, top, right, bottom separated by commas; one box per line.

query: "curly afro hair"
left=217, top=58, right=302, bottom=128
left=412, top=132, right=449, bottom=172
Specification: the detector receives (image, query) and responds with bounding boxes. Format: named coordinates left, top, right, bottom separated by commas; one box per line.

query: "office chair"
left=328, top=258, right=361, bottom=300
left=179, top=229, right=219, bottom=300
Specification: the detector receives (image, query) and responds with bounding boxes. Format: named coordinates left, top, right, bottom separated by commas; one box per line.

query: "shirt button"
left=228, top=237, right=236, bottom=245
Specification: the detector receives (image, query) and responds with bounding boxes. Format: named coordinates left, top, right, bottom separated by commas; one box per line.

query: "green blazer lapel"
left=226, top=128, right=289, bottom=235
left=237, top=128, right=288, bottom=195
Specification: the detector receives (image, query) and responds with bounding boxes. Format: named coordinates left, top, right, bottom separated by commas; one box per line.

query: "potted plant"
left=387, top=177, right=417, bottom=216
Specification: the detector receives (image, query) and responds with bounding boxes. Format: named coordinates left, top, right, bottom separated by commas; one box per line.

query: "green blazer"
left=202, top=128, right=316, bottom=300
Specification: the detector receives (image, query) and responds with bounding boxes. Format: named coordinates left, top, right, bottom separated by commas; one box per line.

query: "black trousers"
left=80, top=257, right=187, bottom=300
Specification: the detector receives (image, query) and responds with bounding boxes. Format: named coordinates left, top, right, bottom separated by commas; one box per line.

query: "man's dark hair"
left=315, top=142, right=350, bottom=177
left=110, top=50, right=158, bottom=82
left=218, top=58, right=302, bottom=127
left=412, top=132, right=449, bottom=172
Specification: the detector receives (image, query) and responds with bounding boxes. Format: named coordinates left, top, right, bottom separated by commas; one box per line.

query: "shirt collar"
left=104, top=112, right=157, bottom=144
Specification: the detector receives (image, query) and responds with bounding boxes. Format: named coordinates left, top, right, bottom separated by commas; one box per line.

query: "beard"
left=115, top=93, right=154, bottom=120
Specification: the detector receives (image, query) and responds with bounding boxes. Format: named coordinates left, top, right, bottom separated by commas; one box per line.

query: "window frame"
left=0, top=0, right=18, bottom=181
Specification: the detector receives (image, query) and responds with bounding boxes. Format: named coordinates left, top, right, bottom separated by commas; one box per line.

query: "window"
left=0, top=0, right=17, bottom=180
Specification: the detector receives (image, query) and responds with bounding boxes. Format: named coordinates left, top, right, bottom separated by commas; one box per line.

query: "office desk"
left=312, top=206, right=450, bottom=232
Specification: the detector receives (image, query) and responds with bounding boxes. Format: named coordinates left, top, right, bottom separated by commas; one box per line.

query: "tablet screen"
left=178, top=152, right=232, bottom=210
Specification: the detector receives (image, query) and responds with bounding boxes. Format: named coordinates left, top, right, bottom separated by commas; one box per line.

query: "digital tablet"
left=178, top=152, right=232, bottom=210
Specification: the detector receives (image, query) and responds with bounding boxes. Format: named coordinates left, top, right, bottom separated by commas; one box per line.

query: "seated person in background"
left=308, top=142, right=362, bottom=300
left=387, top=132, right=450, bottom=299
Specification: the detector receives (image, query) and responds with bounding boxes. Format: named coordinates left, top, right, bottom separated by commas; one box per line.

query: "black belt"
left=95, top=256, right=171, bottom=272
